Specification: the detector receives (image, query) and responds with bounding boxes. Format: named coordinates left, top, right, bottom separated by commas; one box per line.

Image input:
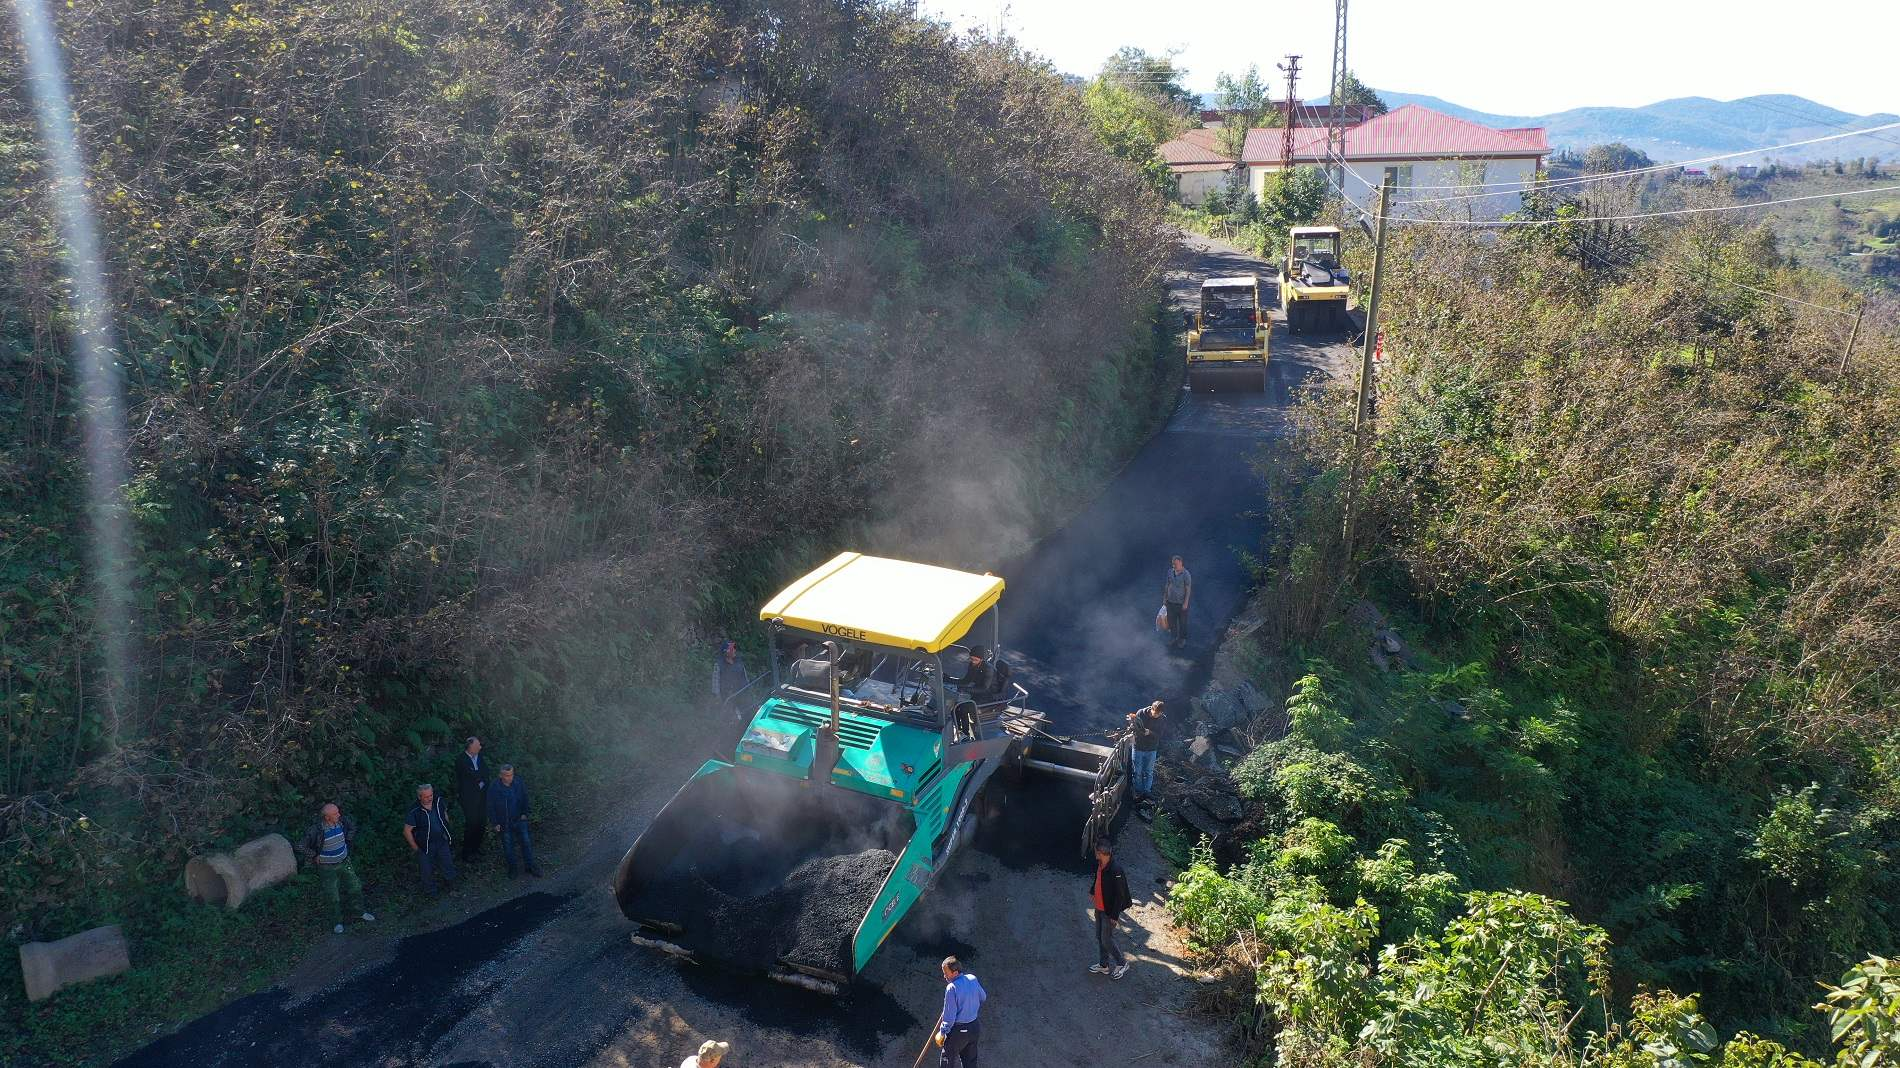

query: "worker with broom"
left=933, top=955, right=986, bottom=1067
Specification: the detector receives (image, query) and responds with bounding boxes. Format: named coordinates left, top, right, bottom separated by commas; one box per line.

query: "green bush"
left=1168, top=843, right=1266, bottom=951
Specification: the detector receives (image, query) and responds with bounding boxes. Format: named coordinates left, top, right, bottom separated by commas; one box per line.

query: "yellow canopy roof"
left=759, top=552, right=1004, bottom=653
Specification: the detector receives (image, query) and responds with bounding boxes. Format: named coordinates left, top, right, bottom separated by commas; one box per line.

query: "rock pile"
left=1156, top=765, right=1249, bottom=861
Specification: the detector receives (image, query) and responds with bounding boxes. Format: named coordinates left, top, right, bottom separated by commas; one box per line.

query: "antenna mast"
left=1324, top=0, right=1350, bottom=194
left=1276, top=54, right=1301, bottom=169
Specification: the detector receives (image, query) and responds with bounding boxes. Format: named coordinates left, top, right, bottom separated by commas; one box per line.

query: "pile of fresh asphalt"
left=637, top=841, right=897, bottom=974
left=625, top=785, right=902, bottom=977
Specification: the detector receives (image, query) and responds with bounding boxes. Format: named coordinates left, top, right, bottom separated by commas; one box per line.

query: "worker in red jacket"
left=1088, top=838, right=1133, bottom=979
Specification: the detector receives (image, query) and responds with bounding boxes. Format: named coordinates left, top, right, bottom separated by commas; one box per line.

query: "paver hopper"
left=613, top=553, right=1126, bottom=993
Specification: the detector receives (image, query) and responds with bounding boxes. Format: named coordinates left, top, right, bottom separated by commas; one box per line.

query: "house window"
left=1382, top=164, right=1414, bottom=188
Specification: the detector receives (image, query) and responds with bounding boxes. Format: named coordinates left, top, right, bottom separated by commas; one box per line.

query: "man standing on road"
left=404, top=783, right=457, bottom=896
left=936, top=955, right=986, bottom=1067
left=680, top=1039, right=729, bottom=1068
left=454, top=736, right=488, bottom=862
left=1162, top=555, right=1192, bottom=650
left=486, top=763, right=542, bottom=878
left=1126, top=700, right=1166, bottom=802
left=1089, top=839, right=1133, bottom=980
left=299, top=802, right=375, bottom=934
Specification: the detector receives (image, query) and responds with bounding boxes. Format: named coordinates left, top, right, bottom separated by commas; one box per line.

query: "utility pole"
left=1276, top=55, right=1301, bottom=169
left=1340, top=176, right=1394, bottom=558
left=1838, top=298, right=1865, bottom=376
left=1324, top=0, right=1350, bottom=194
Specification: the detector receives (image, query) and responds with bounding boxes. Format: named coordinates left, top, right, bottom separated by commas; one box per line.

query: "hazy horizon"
left=921, top=0, right=1897, bottom=119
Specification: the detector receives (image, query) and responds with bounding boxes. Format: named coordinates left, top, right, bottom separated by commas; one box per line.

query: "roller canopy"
left=759, top=552, right=1003, bottom=653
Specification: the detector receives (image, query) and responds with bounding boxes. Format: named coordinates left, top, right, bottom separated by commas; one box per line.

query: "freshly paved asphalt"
left=1002, top=232, right=1349, bottom=737
left=111, top=232, right=1352, bottom=1068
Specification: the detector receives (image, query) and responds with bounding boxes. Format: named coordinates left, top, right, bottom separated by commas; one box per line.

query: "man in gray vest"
left=404, top=783, right=457, bottom=896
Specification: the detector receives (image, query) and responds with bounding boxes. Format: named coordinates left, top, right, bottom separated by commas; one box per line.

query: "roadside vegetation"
left=1726, top=161, right=1898, bottom=289
left=1171, top=167, right=1332, bottom=259
left=1169, top=209, right=1900, bottom=1065
left=0, top=1, right=1178, bottom=1060
left=1545, top=150, right=1898, bottom=292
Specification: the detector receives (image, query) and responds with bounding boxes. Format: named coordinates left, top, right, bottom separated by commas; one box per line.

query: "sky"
left=919, top=0, right=1900, bottom=118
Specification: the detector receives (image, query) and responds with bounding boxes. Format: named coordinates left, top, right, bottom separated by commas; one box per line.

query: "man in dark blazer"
left=454, top=736, right=488, bottom=862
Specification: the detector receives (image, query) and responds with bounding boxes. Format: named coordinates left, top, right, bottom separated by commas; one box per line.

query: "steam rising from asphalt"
left=14, top=0, right=136, bottom=741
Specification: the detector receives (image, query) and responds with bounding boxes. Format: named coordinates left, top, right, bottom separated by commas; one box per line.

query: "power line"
left=1732, top=96, right=1900, bottom=155
left=1564, top=216, right=1858, bottom=317
left=1318, top=147, right=1899, bottom=231
left=1698, top=262, right=1858, bottom=315
left=1355, top=120, right=1900, bottom=201
left=1312, top=148, right=1865, bottom=321
left=1304, top=155, right=1866, bottom=344
left=1388, top=182, right=1900, bottom=226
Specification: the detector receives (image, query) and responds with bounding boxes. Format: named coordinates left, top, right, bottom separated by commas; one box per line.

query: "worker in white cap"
left=681, top=1039, right=729, bottom=1068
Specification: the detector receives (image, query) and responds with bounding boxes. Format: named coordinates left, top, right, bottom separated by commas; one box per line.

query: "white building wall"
left=1251, top=156, right=1542, bottom=220
left=1175, top=168, right=1236, bottom=207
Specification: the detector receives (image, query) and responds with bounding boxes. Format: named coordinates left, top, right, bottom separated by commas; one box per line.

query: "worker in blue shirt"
left=936, top=955, right=986, bottom=1067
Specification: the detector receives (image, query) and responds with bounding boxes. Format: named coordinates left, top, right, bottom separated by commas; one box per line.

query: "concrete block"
left=186, top=832, right=296, bottom=910
left=19, top=924, right=131, bottom=1002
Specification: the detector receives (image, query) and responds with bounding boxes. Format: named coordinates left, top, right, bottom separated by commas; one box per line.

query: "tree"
left=1214, top=65, right=1274, bottom=161
left=1217, top=113, right=1252, bottom=162
left=1216, top=65, right=1273, bottom=123
left=1583, top=142, right=1654, bottom=174
left=1099, top=46, right=1197, bottom=111
left=1334, top=70, right=1388, bottom=115
left=1083, top=76, right=1186, bottom=194
left=1259, top=167, right=1329, bottom=229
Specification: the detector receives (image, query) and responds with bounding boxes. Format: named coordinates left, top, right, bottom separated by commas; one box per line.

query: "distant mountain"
left=1375, top=91, right=1900, bottom=164
left=1276, top=90, right=1900, bottom=164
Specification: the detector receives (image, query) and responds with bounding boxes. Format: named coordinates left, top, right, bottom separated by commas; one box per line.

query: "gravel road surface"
left=114, top=232, right=1352, bottom=1068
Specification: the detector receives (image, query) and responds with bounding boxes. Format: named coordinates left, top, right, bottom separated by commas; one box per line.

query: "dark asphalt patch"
left=116, top=891, right=572, bottom=1067
left=672, top=959, right=918, bottom=1056
left=898, top=930, right=979, bottom=963
left=974, top=776, right=1094, bottom=876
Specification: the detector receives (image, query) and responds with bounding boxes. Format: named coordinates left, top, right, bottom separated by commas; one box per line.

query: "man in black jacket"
left=485, top=764, right=542, bottom=878
left=1088, top=839, right=1133, bottom=979
left=454, top=736, right=488, bottom=862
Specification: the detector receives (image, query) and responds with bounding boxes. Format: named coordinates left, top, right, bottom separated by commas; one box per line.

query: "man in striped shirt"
left=299, top=803, right=375, bottom=934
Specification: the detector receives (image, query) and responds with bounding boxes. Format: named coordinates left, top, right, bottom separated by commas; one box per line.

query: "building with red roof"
left=1160, top=104, right=1549, bottom=218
